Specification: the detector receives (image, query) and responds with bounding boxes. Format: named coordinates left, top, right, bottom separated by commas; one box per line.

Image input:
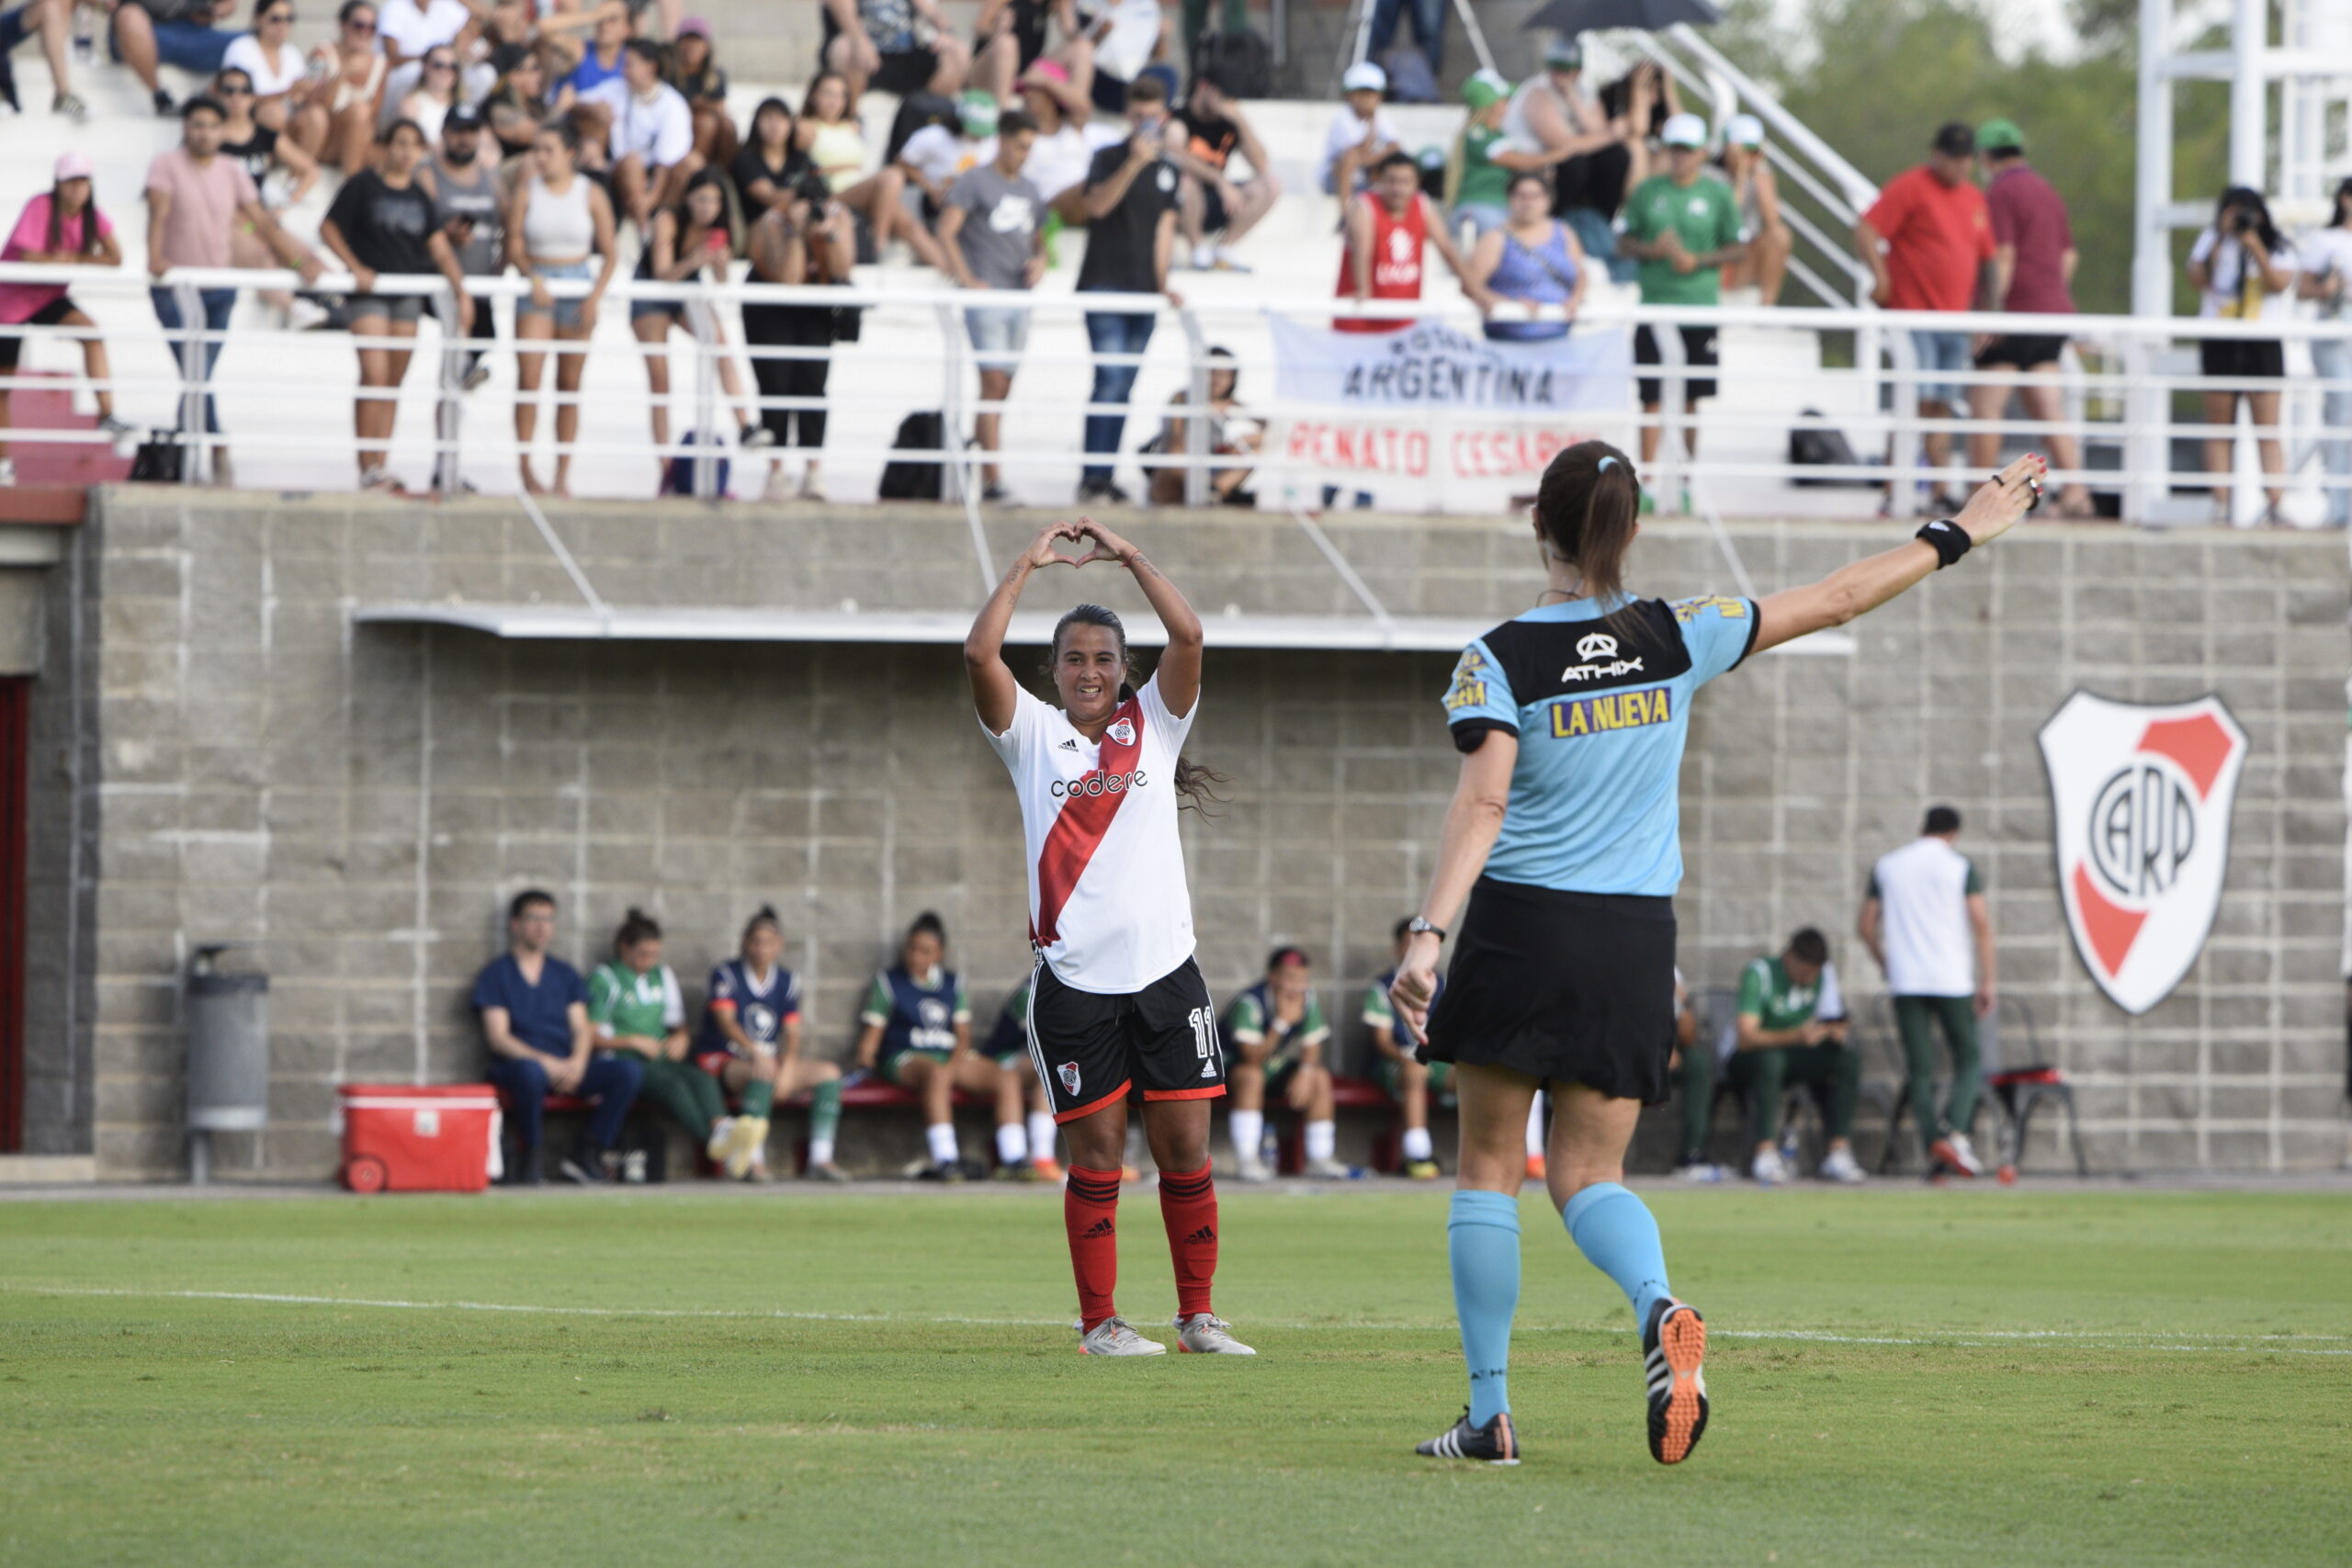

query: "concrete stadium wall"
left=24, top=490, right=2347, bottom=1178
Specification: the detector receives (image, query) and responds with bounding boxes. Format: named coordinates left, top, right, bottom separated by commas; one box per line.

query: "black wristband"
left=1916, top=519, right=1972, bottom=569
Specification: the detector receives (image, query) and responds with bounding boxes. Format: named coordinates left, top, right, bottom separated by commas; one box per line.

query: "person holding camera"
left=743, top=153, right=856, bottom=502
left=2187, top=186, right=2297, bottom=524
left=2298, top=176, right=2352, bottom=528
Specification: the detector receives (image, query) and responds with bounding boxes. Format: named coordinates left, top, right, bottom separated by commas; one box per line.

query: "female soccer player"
left=965, top=519, right=1251, bottom=1357
left=695, top=905, right=846, bottom=1182
left=1392, top=443, right=2045, bottom=1465
left=588, top=908, right=760, bottom=1179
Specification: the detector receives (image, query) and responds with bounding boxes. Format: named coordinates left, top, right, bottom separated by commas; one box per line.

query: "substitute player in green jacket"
left=588, top=908, right=758, bottom=1179
left=1227, top=946, right=1343, bottom=1180
left=1729, top=928, right=1864, bottom=1186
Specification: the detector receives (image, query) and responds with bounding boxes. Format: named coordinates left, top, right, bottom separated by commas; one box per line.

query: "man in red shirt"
left=1966, top=118, right=2093, bottom=517
left=1856, top=122, right=1996, bottom=514
left=1336, top=150, right=1488, bottom=333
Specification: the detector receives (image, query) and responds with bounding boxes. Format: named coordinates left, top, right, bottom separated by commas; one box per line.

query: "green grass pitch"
left=3, top=1185, right=2346, bottom=1567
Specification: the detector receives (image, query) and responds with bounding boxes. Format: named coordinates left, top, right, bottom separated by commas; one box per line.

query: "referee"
left=1391, top=441, right=2045, bottom=1467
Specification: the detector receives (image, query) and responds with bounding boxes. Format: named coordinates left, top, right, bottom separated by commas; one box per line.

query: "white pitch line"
left=5, top=1283, right=2348, bottom=1354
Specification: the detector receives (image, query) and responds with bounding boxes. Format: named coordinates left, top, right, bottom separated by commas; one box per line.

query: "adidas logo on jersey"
left=1058, top=738, right=1080, bottom=750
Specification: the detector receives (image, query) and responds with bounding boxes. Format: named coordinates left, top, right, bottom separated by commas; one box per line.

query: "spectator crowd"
left=471, top=806, right=2003, bottom=1188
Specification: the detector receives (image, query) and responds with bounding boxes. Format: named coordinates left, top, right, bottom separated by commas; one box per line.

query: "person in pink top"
left=0, top=154, right=130, bottom=488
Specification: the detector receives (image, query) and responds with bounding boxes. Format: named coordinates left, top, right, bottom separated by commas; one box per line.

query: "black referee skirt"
left=1421, top=876, right=1679, bottom=1105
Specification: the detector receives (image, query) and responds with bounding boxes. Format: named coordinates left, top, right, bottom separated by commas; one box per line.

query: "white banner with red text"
left=1257, top=317, right=1634, bottom=513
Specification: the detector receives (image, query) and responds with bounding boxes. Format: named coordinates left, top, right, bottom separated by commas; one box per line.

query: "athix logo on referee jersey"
left=1561, top=631, right=1645, bottom=682
left=1547, top=686, right=1672, bottom=738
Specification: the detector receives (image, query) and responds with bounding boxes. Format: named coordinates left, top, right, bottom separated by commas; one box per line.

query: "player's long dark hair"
left=1047, top=604, right=1228, bottom=815
left=741, top=904, right=781, bottom=946
left=614, top=907, right=662, bottom=953
left=1534, top=439, right=1646, bottom=640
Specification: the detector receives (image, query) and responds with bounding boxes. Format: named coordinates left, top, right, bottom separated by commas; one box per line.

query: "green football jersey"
left=588, top=961, right=683, bottom=1043
left=1736, top=955, right=1820, bottom=1034
left=1623, top=173, right=1743, bottom=306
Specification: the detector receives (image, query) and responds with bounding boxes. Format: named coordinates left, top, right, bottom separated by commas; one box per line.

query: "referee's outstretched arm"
left=1749, top=453, right=2046, bottom=654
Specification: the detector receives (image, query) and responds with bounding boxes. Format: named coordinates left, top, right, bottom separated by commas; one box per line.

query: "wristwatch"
left=1406, top=917, right=1448, bottom=941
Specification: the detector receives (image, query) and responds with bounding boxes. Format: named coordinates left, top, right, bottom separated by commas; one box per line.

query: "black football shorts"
left=1025, top=956, right=1227, bottom=1122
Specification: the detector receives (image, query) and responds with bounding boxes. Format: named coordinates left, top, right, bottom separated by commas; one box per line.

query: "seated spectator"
left=1539, top=44, right=1657, bottom=282
left=794, top=68, right=952, bottom=269
left=301, top=0, right=389, bottom=174
left=694, top=906, right=848, bottom=1183
left=394, top=42, right=462, bottom=145
left=520, top=0, right=611, bottom=80
left=1170, top=72, right=1276, bottom=271
left=557, top=3, right=625, bottom=108
left=1365, top=917, right=1447, bottom=1179
left=589, top=37, right=699, bottom=230
left=1718, top=113, right=1789, bottom=305
left=215, top=64, right=322, bottom=328
left=590, top=908, right=762, bottom=1179
left=147, top=96, right=325, bottom=481
left=729, top=93, right=811, bottom=213
left=972, top=0, right=1091, bottom=104
left=376, top=0, right=481, bottom=120
left=850, top=912, right=983, bottom=1183
left=899, top=90, right=998, bottom=223
left=1143, top=344, right=1257, bottom=505
left=1448, top=66, right=1573, bottom=244
left=1076, top=0, right=1159, bottom=114
left=0, top=0, right=90, bottom=120
left=483, top=49, right=551, bottom=160
left=317, top=118, right=475, bottom=492
left=221, top=0, right=304, bottom=130
left=115, top=0, right=240, bottom=118
left=662, top=16, right=734, bottom=169
left=822, top=0, right=968, bottom=101
left=1465, top=172, right=1585, bottom=341
left=1730, top=929, right=1865, bottom=1185
left=1074, top=72, right=1180, bottom=503
left=0, top=155, right=130, bottom=490
left=629, top=168, right=767, bottom=487
left=1337, top=150, right=1490, bottom=333
left=1225, top=946, right=1341, bottom=1182
left=424, top=107, right=503, bottom=389
left=508, top=118, right=617, bottom=495
left=937, top=107, right=1042, bottom=503
left=1320, top=61, right=1400, bottom=197
left=978, top=972, right=1064, bottom=1180
left=1016, top=58, right=1115, bottom=213
left=472, top=888, right=644, bottom=1186
left=742, top=146, right=854, bottom=501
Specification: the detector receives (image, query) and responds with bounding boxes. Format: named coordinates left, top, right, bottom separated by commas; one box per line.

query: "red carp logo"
left=2038, top=693, right=2247, bottom=1015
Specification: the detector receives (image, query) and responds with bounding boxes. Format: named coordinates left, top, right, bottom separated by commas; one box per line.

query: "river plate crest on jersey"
left=2038, top=692, right=2247, bottom=1015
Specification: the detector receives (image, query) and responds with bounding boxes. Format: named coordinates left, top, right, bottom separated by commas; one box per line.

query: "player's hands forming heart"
left=1062, top=516, right=1136, bottom=568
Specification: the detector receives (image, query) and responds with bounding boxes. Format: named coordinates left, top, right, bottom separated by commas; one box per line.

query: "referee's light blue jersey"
left=1442, top=594, right=1759, bottom=897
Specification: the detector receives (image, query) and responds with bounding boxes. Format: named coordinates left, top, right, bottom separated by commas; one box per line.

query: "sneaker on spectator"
left=54, top=93, right=87, bottom=121
left=287, top=297, right=331, bottom=332
left=1928, top=1132, right=1982, bottom=1178
left=1077, top=479, right=1130, bottom=504
left=915, top=1159, right=966, bottom=1183
left=980, top=480, right=1012, bottom=504
left=461, top=361, right=492, bottom=392
left=559, top=1139, right=614, bottom=1184
left=1675, top=1161, right=1728, bottom=1183
left=1750, top=1146, right=1789, bottom=1186
left=797, top=472, right=827, bottom=502
left=740, top=423, right=774, bottom=449
left=1235, top=1154, right=1272, bottom=1183
left=805, top=1160, right=852, bottom=1183
left=761, top=467, right=793, bottom=502
left=703, top=1116, right=736, bottom=1168
left=153, top=88, right=175, bottom=117
left=1404, top=1157, right=1441, bottom=1179
left=1031, top=1156, right=1064, bottom=1182
left=1302, top=1156, right=1356, bottom=1179
left=1818, top=1146, right=1867, bottom=1184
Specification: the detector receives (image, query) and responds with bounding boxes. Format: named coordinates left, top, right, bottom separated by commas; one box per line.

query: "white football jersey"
left=981, top=672, right=1197, bottom=995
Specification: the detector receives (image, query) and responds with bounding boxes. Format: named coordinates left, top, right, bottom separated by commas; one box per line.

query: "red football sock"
left=1157, top=1161, right=1217, bottom=1320
left=1064, top=1164, right=1123, bottom=1332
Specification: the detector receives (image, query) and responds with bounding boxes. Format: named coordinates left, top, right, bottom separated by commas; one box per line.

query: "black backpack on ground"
left=127, top=432, right=184, bottom=483
left=1194, top=28, right=1272, bottom=99
left=1788, top=408, right=1874, bottom=487
left=877, top=412, right=945, bottom=501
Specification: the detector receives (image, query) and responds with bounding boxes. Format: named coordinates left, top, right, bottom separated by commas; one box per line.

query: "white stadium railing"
left=2, top=260, right=2348, bottom=526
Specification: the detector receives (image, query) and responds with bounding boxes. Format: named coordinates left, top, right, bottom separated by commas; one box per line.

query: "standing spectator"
left=222, top=0, right=305, bottom=131
left=1856, top=121, right=1996, bottom=516
left=302, top=1, right=390, bottom=174
left=1170, top=71, right=1277, bottom=272
left=1226, top=947, right=1345, bottom=1181
left=0, top=0, right=90, bottom=119
left=742, top=157, right=854, bottom=501
left=0, top=156, right=131, bottom=489
left=939, top=108, right=1046, bottom=504
left=1859, top=805, right=1995, bottom=1180
left=317, top=118, right=475, bottom=491
left=215, top=64, right=322, bottom=329
left=424, top=107, right=503, bottom=390
left=393, top=42, right=462, bottom=146
left=1965, top=119, right=2094, bottom=518
left=794, top=68, right=953, bottom=270
left=899, top=90, right=1000, bottom=224
left=1465, top=172, right=1585, bottom=342
left=850, top=913, right=981, bottom=1184
left=2187, top=187, right=2297, bottom=524
left=114, top=0, right=240, bottom=118
left=1366, top=916, right=1449, bottom=1179
left=472, top=889, right=644, bottom=1186
left=1074, top=0, right=1159, bottom=115
left=1445, top=69, right=1517, bottom=243
left=1718, top=115, right=1788, bottom=305
left=1017, top=58, right=1115, bottom=210
left=1073, top=72, right=1181, bottom=503
left=729, top=93, right=809, bottom=214
left=2297, top=176, right=2352, bottom=528
left=508, top=118, right=616, bottom=495
left=822, top=0, right=969, bottom=101
left=591, top=38, right=699, bottom=231
left=628, top=166, right=768, bottom=488
left=1729, top=929, right=1866, bottom=1186
left=694, top=906, right=848, bottom=1184
left=146, top=96, right=325, bottom=478
left=589, top=908, right=761, bottom=1179
left=978, top=973, right=1065, bottom=1180
left=1336, top=149, right=1487, bottom=333
left=1319, top=61, right=1399, bottom=196
left=1367, top=0, right=1441, bottom=88
left=662, top=16, right=733, bottom=170
left=1620, top=112, right=1745, bottom=507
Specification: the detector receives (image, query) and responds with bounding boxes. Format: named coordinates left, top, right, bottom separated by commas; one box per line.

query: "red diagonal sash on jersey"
left=1034, top=697, right=1145, bottom=946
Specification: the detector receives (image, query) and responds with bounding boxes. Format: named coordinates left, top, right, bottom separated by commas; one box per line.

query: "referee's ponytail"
left=1535, top=440, right=1642, bottom=615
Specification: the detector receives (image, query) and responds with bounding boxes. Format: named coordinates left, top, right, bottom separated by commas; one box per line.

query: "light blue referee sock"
left=1562, top=1181, right=1671, bottom=1328
left=1448, top=1189, right=1521, bottom=1426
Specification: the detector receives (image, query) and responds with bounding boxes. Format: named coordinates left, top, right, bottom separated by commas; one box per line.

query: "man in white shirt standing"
left=588, top=37, right=698, bottom=231
left=1860, top=805, right=1995, bottom=1179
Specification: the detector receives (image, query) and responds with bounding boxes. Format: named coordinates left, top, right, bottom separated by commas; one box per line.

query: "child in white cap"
left=1322, top=60, right=1401, bottom=196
